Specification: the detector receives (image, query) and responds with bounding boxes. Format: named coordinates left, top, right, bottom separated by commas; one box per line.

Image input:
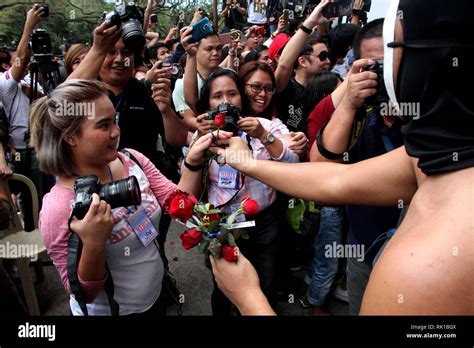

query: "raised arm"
left=216, top=138, right=418, bottom=206
left=180, top=26, right=200, bottom=113
left=274, top=0, right=330, bottom=93
left=67, top=21, right=120, bottom=81
left=11, top=5, right=44, bottom=83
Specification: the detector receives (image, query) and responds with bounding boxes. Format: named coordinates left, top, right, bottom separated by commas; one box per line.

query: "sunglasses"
left=245, top=84, right=276, bottom=94
left=307, top=50, right=329, bottom=62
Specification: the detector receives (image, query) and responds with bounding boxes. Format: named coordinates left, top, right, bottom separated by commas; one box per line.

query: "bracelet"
left=184, top=159, right=204, bottom=172
left=316, top=122, right=346, bottom=160
left=300, top=24, right=313, bottom=34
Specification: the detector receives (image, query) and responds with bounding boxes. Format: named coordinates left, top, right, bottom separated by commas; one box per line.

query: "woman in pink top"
left=29, top=79, right=231, bottom=316
left=194, top=66, right=299, bottom=315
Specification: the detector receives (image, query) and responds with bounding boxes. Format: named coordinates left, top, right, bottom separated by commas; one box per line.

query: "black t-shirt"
left=275, top=77, right=306, bottom=133
left=108, top=78, right=164, bottom=159
left=108, top=78, right=180, bottom=182
left=222, top=0, right=247, bottom=30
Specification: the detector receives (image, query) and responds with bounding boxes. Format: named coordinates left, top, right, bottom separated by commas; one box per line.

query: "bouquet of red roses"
left=164, top=190, right=259, bottom=262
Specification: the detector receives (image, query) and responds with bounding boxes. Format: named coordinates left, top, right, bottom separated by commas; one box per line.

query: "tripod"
left=29, top=55, right=62, bottom=101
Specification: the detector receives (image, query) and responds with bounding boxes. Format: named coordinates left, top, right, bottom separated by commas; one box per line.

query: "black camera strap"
left=67, top=214, right=120, bottom=316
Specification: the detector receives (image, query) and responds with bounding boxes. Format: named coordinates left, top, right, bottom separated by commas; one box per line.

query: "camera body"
left=39, top=3, right=49, bottom=17
left=207, top=103, right=241, bottom=135
left=323, top=0, right=354, bottom=18
left=30, top=29, right=52, bottom=63
left=363, top=59, right=389, bottom=107
left=162, top=62, right=184, bottom=80
left=71, top=175, right=142, bottom=220
left=150, top=13, right=158, bottom=24
left=101, top=2, right=145, bottom=52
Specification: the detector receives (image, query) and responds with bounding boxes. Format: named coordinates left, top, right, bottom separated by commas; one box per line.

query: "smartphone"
left=177, top=20, right=184, bottom=32
left=283, top=9, right=290, bottom=25
left=150, top=14, right=158, bottom=24
left=189, top=17, right=214, bottom=44
left=220, top=33, right=232, bottom=45
left=323, top=0, right=354, bottom=18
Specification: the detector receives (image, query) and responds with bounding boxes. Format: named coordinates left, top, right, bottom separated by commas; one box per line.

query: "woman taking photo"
left=194, top=67, right=299, bottom=315
left=31, top=79, right=231, bottom=316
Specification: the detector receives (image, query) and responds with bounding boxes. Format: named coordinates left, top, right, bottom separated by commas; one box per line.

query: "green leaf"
left=208, top=209, right=222, bottom=215
left=208, top=239, right=222, bottom=258
left=194, top=205, right=208, bottom=215
left=207, top=219, right=220, bottom=232
left=205, top=203, right=211, bottom=212
left=198, top=239, right=210, bottom=254
left=227, top=233, right=236, bottom=246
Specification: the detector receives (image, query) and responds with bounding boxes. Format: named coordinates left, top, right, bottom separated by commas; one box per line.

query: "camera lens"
left=100, top=176, right=142, bottom=210
left=120, top=19, right=146, bottom=52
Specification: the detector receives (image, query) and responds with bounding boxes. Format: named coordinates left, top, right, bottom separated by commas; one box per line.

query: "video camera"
left=31, top=29, right=52, bottom=64
left=71, top=175, right=142, bottom=220
left=101, top=2, right=145, bottom=52
left=207, top=103, right=241, bottom=135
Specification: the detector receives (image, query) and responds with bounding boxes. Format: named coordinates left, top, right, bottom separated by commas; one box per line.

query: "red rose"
left=222, top=244, right=238, bottom=262
left=180, top=228, right=203, bottom=250
left=242, top=197, right=259, bottom=216
left=214, top=113, right=225, bottom=128
left=166, top=190, right=198, bottom=222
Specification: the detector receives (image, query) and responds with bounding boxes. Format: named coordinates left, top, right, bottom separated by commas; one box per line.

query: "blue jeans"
left=305, top=206, right=343, bottom=306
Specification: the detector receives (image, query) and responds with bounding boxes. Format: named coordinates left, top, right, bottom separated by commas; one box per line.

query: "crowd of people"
left=0, top=0, right=472, bottom=317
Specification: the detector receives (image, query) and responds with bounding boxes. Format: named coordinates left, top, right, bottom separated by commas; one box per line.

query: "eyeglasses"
left=245, top=84, right=276, bottom=94
left=307, top=50, right=330, bottom=62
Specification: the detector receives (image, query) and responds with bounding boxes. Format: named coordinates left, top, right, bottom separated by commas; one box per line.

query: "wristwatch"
left=261, top=132, right=276, bottom=146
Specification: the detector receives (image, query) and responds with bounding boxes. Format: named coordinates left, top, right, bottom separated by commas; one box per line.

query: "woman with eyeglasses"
left=194, top=65, right=299, bottom=316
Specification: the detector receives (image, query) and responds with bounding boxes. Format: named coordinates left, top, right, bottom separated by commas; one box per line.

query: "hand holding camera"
left=69, top=193, right=114, bottom=249
left=180, top=26, right=198, bottom=56
left=304, top=0, right=333, bottom=29
left=237, top=116, right=265, bottom=140
left=92, top=20, right=121, bottom=55
left=151, top=75, right=173, bottom=112
left=25, top=4, right=47, bottom=33
left=341, top=59, right=379, bottom=111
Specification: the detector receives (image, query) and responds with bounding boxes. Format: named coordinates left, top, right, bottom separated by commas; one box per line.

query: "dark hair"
left=328, top=24, right=360, bottom=61
left=148, top=41, right=172, bottom=61
left=196, top=68, right=245, bottom=114
left=239, top=61, right=276, bottom=119
left=352, top=18, right=384, bottom=60
left=244, top=45, right=268, bottom=64
left=295, top=38, right=327, bottom=70
left=302, top=72, right=341, bottom=118
left=197, top=31, right=220, bottom=46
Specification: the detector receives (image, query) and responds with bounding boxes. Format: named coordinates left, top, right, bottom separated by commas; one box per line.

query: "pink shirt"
left=39, top=149, right=176, bottom=314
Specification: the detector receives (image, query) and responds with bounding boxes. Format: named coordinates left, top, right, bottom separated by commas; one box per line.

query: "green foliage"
left=0, top=0, right=221, bottom=55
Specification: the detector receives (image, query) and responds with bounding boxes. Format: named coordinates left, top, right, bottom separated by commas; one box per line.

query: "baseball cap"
left=268, top=33, right=291, bottom=61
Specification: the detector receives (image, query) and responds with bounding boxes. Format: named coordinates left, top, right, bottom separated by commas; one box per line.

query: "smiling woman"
left=29, top=79, right=231, bottom=316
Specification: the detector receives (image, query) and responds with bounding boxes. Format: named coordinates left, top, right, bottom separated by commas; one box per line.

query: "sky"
left=368, top=0, right=392, bottom=21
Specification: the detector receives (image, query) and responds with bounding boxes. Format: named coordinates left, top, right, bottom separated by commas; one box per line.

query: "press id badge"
left=127, top=208, right=159, bottom=247
left=218, top=166, right=239, bottom=189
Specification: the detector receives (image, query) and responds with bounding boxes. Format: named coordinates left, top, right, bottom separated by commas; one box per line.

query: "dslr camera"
left=30, top=29, right=53, bottom=63
left=101, top=2, right=145, bottom=52
left=71, top=175, right=142, bottom=220
left=207, top=103, right=241, bottom=135
left=363, top=59, right=389, bottom=108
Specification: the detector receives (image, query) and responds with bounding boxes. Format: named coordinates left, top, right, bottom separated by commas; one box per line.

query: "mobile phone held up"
left=323, top=0, right=354, bottom=18
left=150, top=14, right=158, bottom=24
left=189, top=17, right=214, bottom=44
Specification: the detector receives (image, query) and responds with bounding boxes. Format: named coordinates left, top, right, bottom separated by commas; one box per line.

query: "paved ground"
left=31, top=221, right=348, bottom=316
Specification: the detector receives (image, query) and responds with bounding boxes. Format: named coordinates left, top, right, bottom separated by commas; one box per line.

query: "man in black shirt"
left=222, top=0, right=247, bottom=32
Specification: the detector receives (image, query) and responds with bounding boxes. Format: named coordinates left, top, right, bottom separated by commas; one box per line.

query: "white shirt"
left=172, top=73, right=205, bottom=114
left=248, top=0, right=268, bottom=25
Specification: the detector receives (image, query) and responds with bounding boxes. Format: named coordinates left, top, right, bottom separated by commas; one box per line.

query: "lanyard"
left=114, top=93, right=126, bottom=123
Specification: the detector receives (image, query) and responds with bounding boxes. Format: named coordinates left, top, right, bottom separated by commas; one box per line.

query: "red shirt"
left=306, top=95, right=335, bottom=160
